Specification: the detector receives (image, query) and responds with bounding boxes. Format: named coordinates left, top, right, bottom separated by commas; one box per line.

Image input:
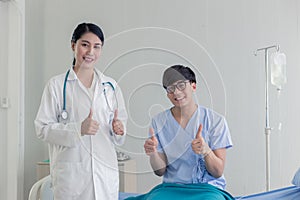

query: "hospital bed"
left=29, top=175, right=300, bottom=200
left=119, top=186, right=300, bottom=200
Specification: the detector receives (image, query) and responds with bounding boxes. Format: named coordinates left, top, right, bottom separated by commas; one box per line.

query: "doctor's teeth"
left=84, top=57, right=93, bottom=61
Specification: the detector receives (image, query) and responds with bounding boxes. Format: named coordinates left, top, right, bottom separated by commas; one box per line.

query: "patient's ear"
left=191, top=83, right=196, bottom=90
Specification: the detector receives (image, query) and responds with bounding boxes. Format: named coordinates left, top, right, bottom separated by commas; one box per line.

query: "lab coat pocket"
left=52, top=162, right=90, bottom=198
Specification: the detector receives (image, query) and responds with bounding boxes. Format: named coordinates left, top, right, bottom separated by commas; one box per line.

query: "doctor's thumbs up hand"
left=192, top=124, right=212, bottom=157
left=112, top=109, right=124, bottom=135
left=81, top=109, right=100, bottom=136
left=144, top=128, right=158, bottom=156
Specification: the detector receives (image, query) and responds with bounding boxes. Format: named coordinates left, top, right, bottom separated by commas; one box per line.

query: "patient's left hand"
left=192, top=124, right=212, bottom=157
left=112, top=109, right=124, bottom=135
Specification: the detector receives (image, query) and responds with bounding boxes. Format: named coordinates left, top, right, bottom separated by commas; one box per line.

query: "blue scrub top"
left=151, top=105, right=233, bottom=190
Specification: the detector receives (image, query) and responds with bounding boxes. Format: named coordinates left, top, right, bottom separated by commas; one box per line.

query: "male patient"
left=140, top=65, right=233, bottom=200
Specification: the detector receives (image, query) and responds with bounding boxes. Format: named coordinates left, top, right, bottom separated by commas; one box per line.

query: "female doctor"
left=35, top=22, right=127, bottom=200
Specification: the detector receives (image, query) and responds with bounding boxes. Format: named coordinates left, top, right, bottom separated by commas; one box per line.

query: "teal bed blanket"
left=124, top=183, right=234, bottom=200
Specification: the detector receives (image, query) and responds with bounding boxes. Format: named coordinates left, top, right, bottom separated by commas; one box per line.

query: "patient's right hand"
left=144, top=128, right=158, bottom=156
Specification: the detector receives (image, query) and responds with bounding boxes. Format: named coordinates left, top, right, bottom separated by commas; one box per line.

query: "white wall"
left=0, top=3, right=9, bottom=200
left=24, top=0, right=300, bottom=198
left=24, top=0, right=48, bottom=199
left=0, top=0, right=25, bottom=200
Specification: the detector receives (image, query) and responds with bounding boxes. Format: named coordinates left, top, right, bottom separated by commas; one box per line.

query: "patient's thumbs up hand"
left=81, top=109, right=99, bottom=136
left=196, top=124, right=203, bottom=139
left=112, top=109, right=124, bottom=135
left=144, top=128, right=158, bottom=156
left=192, top=124, right=212, bottom=157
left=150, top=128, right=158, bottom=143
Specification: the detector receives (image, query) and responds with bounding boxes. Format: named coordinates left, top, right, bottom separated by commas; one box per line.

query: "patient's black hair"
left=162, top=65, right=196, bottom=89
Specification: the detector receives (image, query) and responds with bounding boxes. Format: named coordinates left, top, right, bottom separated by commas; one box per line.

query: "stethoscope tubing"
left=63, top=69, right=70, bottom=111
left=61, top=69, right=118, bottom=120
left=102, top=81, right=118, bottom=112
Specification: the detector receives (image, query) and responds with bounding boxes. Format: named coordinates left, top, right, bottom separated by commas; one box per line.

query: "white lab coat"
left=35, top=68, right=128, bottom=200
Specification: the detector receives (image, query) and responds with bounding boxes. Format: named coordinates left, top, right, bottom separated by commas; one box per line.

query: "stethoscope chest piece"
left=61, top=110, right=68, bottom=120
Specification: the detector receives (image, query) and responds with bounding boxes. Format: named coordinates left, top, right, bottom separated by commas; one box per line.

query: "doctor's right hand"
left=81, top=109, right=99, bottom=136
left=144, top=128, right=158, bottom=156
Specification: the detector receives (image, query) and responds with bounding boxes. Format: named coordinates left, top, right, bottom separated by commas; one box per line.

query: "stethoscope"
left=60, top=69, right=118, bottom=120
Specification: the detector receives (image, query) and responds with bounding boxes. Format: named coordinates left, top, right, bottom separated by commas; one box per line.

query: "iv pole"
left=254, top=44, right=280, bottom=192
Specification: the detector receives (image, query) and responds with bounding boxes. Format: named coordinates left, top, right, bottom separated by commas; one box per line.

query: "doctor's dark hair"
left=162, top=65, right=196, bottom=89
left=71, top=22, right=105, bottom=66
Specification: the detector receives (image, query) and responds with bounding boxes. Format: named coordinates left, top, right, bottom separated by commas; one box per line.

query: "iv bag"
left=270, top=52, right=287, bottom=90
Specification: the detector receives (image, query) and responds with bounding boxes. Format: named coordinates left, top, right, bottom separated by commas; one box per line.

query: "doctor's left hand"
left=112, top=109, right=124, bottom=135
left=81, top=109, right=100, bottom=136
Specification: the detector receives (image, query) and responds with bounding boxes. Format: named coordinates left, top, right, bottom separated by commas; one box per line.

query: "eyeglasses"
left=166, top=80, right=190, bottom=94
